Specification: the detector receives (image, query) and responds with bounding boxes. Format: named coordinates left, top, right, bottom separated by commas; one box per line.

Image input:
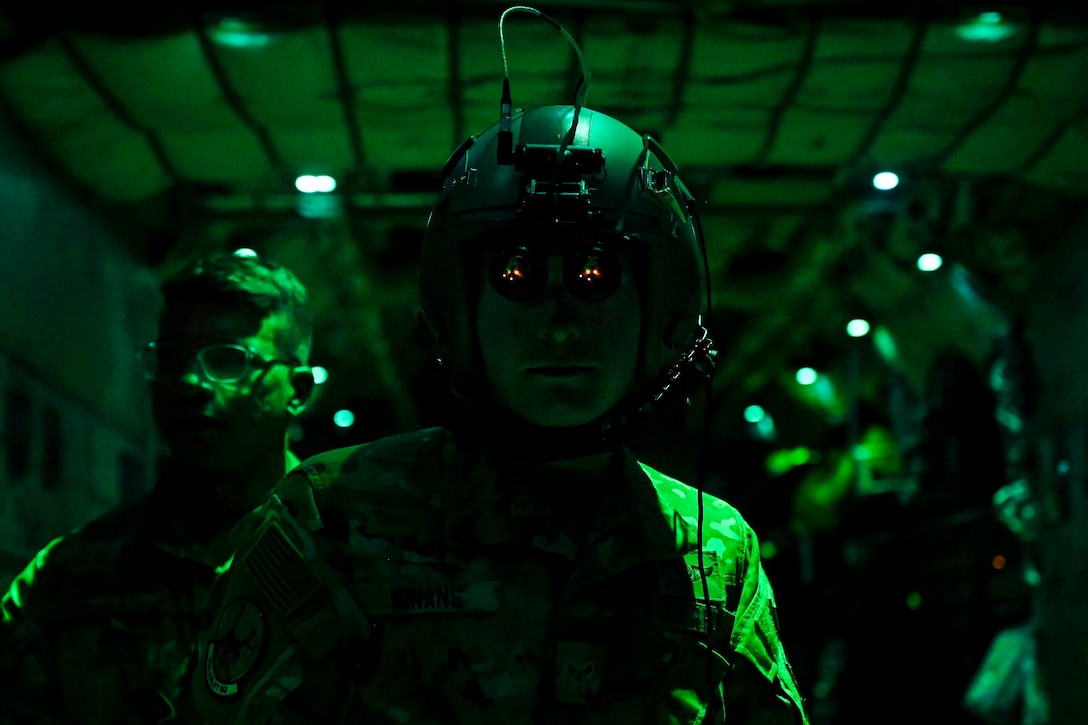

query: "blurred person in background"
left=0, top=250, right=315, bottom=723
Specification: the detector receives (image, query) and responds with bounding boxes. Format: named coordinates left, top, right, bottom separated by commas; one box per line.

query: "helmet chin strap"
left=601, top=321, right=717, bottom=446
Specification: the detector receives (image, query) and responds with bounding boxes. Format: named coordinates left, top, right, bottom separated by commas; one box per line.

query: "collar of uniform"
left=437, top=432, right=701, bottom=568
left=438, top=437, right=629, bottom=551
left=438, top=444, right=685, bottom=586
left=558, top=451, right=691, bottom=589
left=439, top=441, right=520, bottom=548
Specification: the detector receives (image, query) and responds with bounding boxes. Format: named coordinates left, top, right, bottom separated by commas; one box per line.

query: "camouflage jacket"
left=195, top=428, right=810, bottom=724
left=0, top=457, right=293, bottom=725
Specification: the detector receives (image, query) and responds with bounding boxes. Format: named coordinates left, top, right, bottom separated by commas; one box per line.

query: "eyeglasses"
left=138, top=342, right=291, bottom=383
left=489, top=244, right=622, bottom=303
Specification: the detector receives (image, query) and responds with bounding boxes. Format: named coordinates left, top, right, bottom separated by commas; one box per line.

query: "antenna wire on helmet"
left=497, top=5, right=591, bottom=152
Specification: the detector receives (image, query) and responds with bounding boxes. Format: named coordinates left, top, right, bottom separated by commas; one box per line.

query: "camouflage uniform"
left=196, top=428, right=809, bottom=724
left=0, top=454, right=297, bottom=724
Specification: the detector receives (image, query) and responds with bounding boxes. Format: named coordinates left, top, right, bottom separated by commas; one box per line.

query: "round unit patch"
left=205, top=598, right=266, bottom=697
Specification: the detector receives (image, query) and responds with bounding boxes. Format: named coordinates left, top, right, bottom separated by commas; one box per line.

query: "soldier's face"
left=150, top=302, right=301, bottom=473
left=476, top=251, right=641, bottom=427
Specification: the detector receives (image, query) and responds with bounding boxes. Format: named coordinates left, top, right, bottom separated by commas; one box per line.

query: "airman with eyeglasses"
left=1, top=250, right=317, bottom=724
left=138, top=341, right=298, bottom=384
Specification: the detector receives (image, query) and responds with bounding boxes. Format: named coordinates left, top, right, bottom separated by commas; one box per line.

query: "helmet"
left=420, top=104, right=706, bottom=404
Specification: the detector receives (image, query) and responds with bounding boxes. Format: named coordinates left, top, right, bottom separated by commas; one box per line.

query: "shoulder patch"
left=205, top=598, right=266, bottom=696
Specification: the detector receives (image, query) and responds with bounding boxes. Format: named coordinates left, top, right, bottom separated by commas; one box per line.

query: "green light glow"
left=760, top=540, right=778, bottom=559
left=755, top=414, right=777, bottom=441
left=669, top=689, right=702, bottom=712
left=209, top=18, right=274, bottom=49
left=906, top=591, right=922, bottom=610
left=215, top=555, right=235, bottom=576
left=917, top=253, right=943, bottom=272
left=796, top=367, right=818, bottom=385
left=295, top=175, right=337, bottom=193
left=846, top=319, right=870, bottom=337
left=311, top=366, right=328, bottom=385
left=743, top=404, right=766, bottom=423
left=956, top=13, right=1016, bottom=43
left=766, top=447, right=813, bottom=475
left=872, top=172, right=899, bottom=190
left=232, top=248, right=258, bottom=258
left=333, top=409, right=355, bottom=428
left=297, top=193, right=342, bottom=219
left=873, top=325, right=898, bottom=363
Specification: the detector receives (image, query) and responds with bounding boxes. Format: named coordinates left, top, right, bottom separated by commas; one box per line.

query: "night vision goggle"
left=487, top=237, right=629, bottom=303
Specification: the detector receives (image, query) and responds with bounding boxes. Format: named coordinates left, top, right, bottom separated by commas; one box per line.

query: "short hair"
left=159, top=251, right=313, bottom=364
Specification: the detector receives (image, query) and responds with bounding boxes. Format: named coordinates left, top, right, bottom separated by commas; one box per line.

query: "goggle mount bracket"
left=515, top=143, right=604, bottom=224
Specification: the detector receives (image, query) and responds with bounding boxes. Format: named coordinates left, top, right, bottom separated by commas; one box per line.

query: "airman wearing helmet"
left=1, top=251, right=315, bottom=724
left=194, top=20, right=809, bottom=725
left=193, top=105, right=809, bottom=725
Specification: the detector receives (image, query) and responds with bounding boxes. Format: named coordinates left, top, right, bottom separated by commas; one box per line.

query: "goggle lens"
left=565, top=248, right=621, bottom=302
left=490, top=248, right=545, bottom=300
left=488, top=245, right=621, bottom=303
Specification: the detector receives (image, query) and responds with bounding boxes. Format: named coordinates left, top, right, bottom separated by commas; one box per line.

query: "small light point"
left=917, top=253, right=943, bottom=272
left=873, top=171, right=899, bottom=191
left=847, top=319, right=871, bottom=338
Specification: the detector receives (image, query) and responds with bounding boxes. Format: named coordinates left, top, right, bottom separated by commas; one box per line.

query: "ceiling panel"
left=68, top=33, right=219, bottom=120
left=1028, top=125, right=1088, bottom=193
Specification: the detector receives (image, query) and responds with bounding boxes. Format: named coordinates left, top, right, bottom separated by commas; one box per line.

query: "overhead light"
left=209, top=17, right=275, bottom=49
left=917, top=253, right=943, bottom=272
left=872, top=171, right=899, bottom=191
left=743, top=405, right=766, bottom=423
left=296, top=174, right=337, bottom=193
left=333, top=409, right=355, bottom=428
left=956, top=12, right=1017, bottom=43
left=846, top=319, right=871, bottom=338
left=796, top=367, right=818, bottom=386
left=311, top=366, right=328, bottom=385
left=295, top=176, right=342, bottom=219
left=232, top=248, right=258, bottom=258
